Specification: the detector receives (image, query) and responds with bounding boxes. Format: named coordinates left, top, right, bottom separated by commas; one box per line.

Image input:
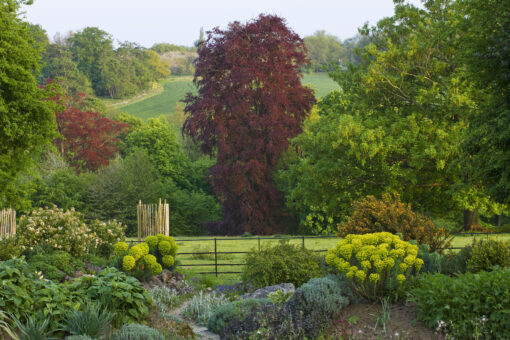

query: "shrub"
left=182, top=291, right=229, bottom=326
left=466, top=239, right=510, bottom=272
left=63, top=303, right=112, bottom=338
left=0, top=237, right=23, bottom=260
left=110, top=324, right=164, bottom=340
left=242, top=242, right=324, bottom=288
left=17, top=206, right=96, bottom=257
left=338, top=194, right=451, bottom=252
left=288, top=275, right=350, bottom=336
left=115, top=234, right=177, bottom=279
left=220, top=302, right=305, bottom=340
left=27, top=251, right=85, bottom=282
left=87, top=219, right=126, bottom=257
left=68, top=268, right=152, bottom=327
left=416, top=244, right=442, bottom=274
left=207, top=298, right=269, bottom=334
left=440, top=245, right=473, bottom=275
left=325, top=232, right=424, bottom=300
left=411, top=268, right=510, bottom=339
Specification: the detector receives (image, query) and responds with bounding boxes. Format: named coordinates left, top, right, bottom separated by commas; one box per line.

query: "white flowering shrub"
left=88, top=219, right=126, bottom=257
left=17, top=206, right=110, bottom=257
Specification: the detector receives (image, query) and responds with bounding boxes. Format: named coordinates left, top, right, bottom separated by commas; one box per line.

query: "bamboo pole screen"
left=137, top=199, right=169, bottom=240
left=0, top=208, right=16, bottom=239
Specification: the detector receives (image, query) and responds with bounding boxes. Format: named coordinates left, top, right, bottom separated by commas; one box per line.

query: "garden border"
left=127, top=232, right=510, bottom=276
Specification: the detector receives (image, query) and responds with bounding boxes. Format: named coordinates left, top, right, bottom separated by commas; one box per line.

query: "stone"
left=239, top=283, right=295, bottom=300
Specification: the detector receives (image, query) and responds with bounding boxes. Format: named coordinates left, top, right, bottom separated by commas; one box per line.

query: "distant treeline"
left=303, top=31, right=370, bottom=72
left=36, top=26, right=198, bottom=99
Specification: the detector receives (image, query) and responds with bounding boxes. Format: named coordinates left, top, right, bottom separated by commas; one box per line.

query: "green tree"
left=126, top=117, right=191, bottom=188
left=459, top=0, right=510, bottom=207
left=0, top=0, right=57, bottom=203
left=303, top=30, right=344, bottom=72
left=69, top=27, right=114, bottom=96
left=278, top=0, right=493, bottom=232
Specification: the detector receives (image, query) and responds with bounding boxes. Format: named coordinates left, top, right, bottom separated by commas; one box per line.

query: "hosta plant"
left=326, top=232, right=424, bottom=300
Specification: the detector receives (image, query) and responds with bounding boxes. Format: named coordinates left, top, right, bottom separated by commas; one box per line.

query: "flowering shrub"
left=88, top=219, right=126, bottom=257
left=115, top=234, right=177, bottom=278
left=325, top=232, right=424, bottom=300
left=17, top=206, right=95, bottom=257
left=338, top=195, right=451, bottom=252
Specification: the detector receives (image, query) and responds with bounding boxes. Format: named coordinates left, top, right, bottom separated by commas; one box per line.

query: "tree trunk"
left=494, top=214, right=502, bottom=227
left=463, top=208, right=480, bottom=231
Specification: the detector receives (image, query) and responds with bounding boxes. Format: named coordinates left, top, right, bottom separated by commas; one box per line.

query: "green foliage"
left=466, top=239, right=510, bottom=273
left=0, top=310, right=19, bottom=340
left=290, top=276, right=349, bottom=317
left=182, top=292, right=229, bottom=326
left=411, top=268, right=510, bottom=339
left=63, top=303, right=112, bottom=338
left=0, top=237, right=23, bottom=260
left=151, top=287, right=184, bottom=314
left=416, top=244, right=442, bottom=274
left=268, top=290, right=293, bottom=304
left=207, top=298, right=269, bottom=334
left=13, top=315, right=58, bottom=340
left=242, top=242, right=324, bottom=288
left=0, top=0, right=57, bottom=199
left=325, top=232, right=424, bottom=301
left=65, top=336, right=94, bottom=340
left=303, top=30, right=345, bottom=72
left=68, top=268, right=153, bottom=327
left=338, top=195, right=452, bottom=252
left=0, top=258, right=36, bottom=321
left=110, top=323, right=164, bottom=340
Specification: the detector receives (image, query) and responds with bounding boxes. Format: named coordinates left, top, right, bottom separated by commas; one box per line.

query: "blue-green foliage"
left=110, top=324, right=164, bottom=340
left=412, top=268, right=510, bottom=339
left=207, top=298, right=270, bottom=334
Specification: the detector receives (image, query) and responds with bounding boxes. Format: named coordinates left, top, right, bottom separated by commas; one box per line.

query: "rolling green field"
left=117, top=72, right=340, bottom=122
left=128, top=233, right=510, bottom=279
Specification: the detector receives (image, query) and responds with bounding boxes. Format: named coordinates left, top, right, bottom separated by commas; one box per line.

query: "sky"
left=21, top=0, right=423, bottom=48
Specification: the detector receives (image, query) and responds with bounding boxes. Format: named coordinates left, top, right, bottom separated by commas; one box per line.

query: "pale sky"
left=21, top=0, right=423, bottom=47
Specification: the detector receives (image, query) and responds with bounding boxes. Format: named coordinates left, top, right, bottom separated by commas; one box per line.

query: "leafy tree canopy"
left=183, top=14, right=315, bottom=234
left=0, top=0, right=57, bottom=204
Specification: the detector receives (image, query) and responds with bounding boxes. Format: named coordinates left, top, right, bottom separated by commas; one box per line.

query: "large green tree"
left=278, top=0, right=496, bottom=233
left=460, top=0, right=510, bottom=207
left=303, top=30, right=345, bottom=72
left=0, top=0, right=57, bottom=205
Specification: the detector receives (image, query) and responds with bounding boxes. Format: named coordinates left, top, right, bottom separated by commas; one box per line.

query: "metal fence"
left=128, top=232, right=510, bottom=276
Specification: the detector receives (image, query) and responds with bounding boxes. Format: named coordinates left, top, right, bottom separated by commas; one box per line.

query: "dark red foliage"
left=52, top=92, right=128, bottom=172
left=183, top=14, right=316, bottom=235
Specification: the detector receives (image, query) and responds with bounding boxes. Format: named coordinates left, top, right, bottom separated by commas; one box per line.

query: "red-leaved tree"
left=53, top=92, right=128, bottom=172
left=183, top=15, right=316, bottom=234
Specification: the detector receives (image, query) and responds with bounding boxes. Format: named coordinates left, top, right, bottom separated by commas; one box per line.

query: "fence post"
left=214, top=238, right=218, bottom=277
left=302, top=236, right=305, bottom=249
left=258, top=237, right=261, bottom=253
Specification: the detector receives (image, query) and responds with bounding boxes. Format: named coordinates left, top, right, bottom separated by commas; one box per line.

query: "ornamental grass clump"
left=114, top=234, right=177, bottom=278
left=325, top=232, right=424, bottom=300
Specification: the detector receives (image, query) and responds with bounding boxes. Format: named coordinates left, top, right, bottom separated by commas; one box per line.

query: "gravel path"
left=172, top=299, right=220, bottom=340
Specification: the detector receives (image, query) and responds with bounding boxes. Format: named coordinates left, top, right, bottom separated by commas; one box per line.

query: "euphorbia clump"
left=115, top=234, right=178, bottom=278
left=325, top=232, right=423, bottom=300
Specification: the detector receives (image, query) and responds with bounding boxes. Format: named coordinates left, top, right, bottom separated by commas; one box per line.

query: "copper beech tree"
left=183, top=15, right=315, bottom=234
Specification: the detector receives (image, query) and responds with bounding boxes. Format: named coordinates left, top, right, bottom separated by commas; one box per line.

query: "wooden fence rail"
left=0, top=208, right=16, bottom=239
left=137, top=199, right=169, bottom=240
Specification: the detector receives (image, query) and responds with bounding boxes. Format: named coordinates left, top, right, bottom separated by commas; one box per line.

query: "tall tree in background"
left=0, top=0, right=57, bottom=204
left=303, top=30, right=344, bottom=72
left=183, top=14, right=315, bottom=234
left=460, top=0, right=510, bottom=207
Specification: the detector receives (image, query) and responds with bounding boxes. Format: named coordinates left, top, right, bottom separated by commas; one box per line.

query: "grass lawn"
left=128, top=232, right=510, bottom=281
left=114, top=73, right=340, bottom=122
